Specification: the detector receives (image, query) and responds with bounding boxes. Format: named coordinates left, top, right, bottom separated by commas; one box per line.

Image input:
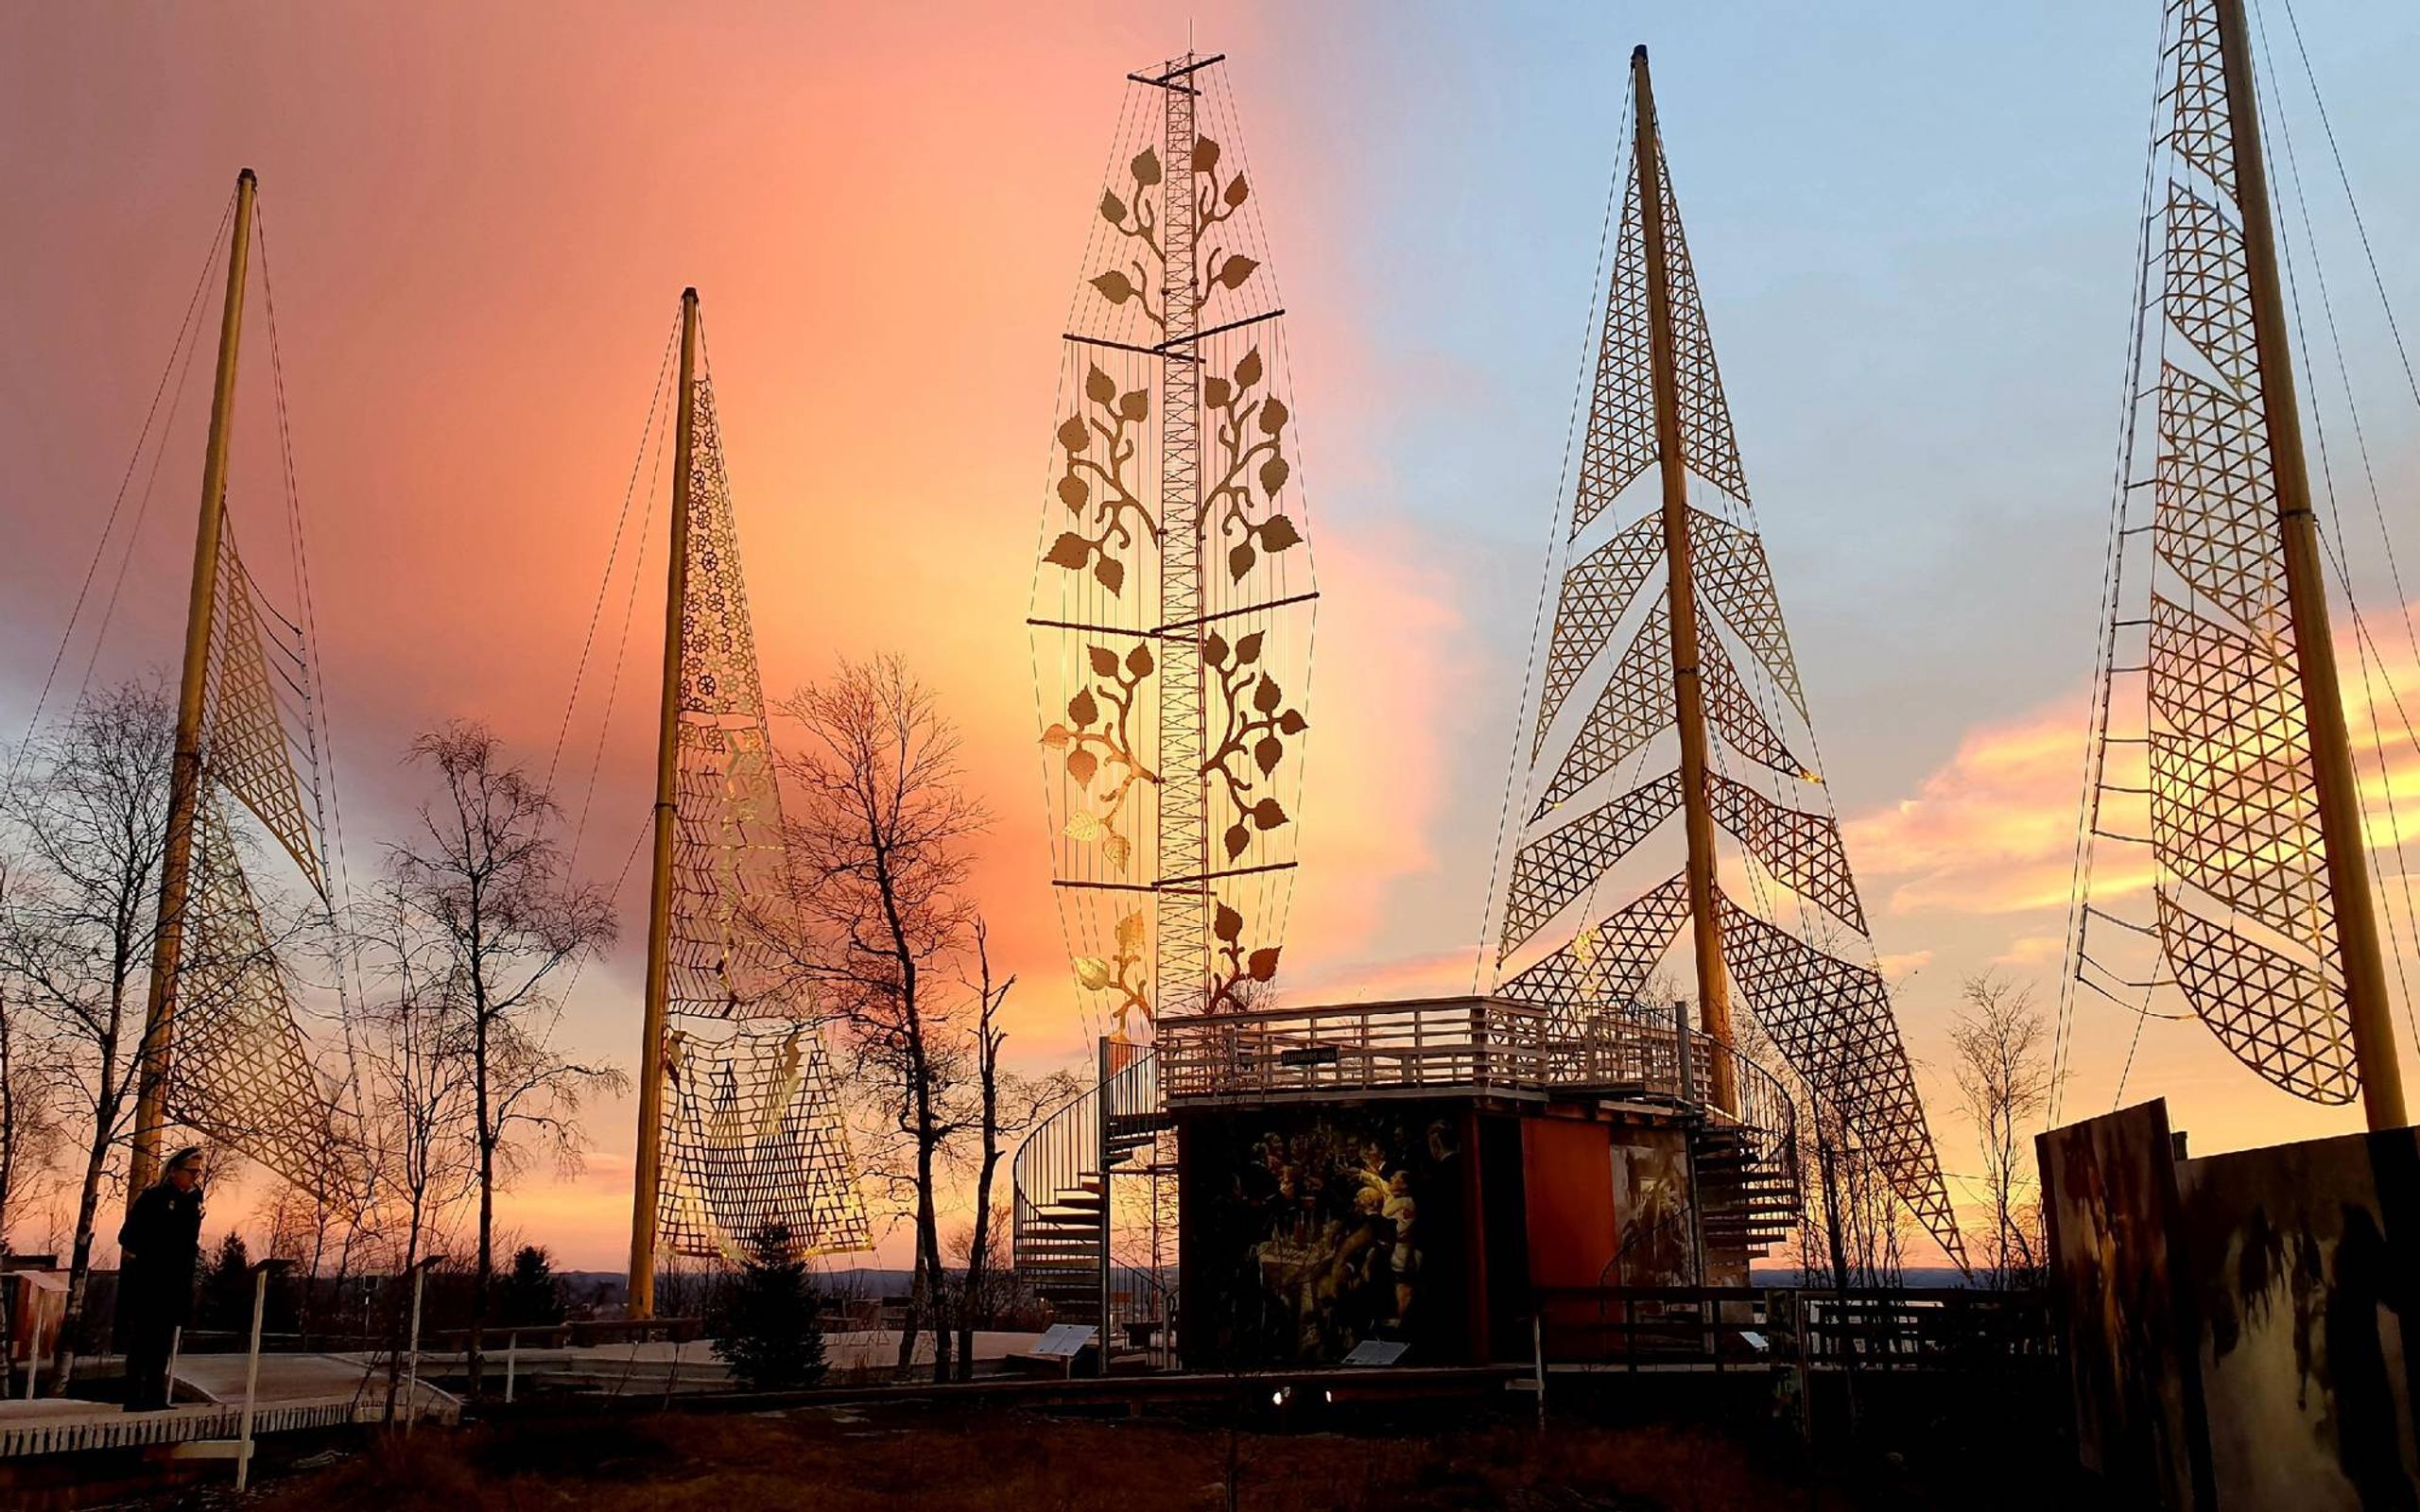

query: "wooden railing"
left=1157, top=996, right=1800, bottom=1190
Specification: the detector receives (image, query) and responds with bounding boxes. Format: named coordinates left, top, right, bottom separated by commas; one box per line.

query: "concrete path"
left=174, top=1350, right=455, bottom=1414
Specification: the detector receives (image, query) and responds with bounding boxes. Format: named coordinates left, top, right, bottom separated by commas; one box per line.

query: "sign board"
left=1278, top=1045, right=1341, bottom=1068
left=1340, top=1338, right=1408, bottom=1366
left=1029, top=1324, right=1098, bottom=1360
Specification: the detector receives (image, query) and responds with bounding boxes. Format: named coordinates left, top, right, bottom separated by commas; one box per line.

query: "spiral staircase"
left=1010, top=1041, right=1170, bottom=1340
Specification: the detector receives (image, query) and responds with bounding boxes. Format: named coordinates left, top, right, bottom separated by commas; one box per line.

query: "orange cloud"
left=1842, top=697, right=2115, bottom=916
left=1847, top=608, right=2420, bottom=922
left=1991, top=934, right=2064, bottom=968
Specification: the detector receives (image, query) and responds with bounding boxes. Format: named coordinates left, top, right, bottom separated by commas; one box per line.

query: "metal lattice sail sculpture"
left=128, top=169, right=348, bottom=1209
left=164, top=533, right=344, bottom=1200
left=2069, top=0, right=2406, bottom=1127
left=628, top=293, right=867, bottom=1314
left=1486, top=51, right=1962, bottom=1261
left=1030, top=53, right=1317, bottom=1040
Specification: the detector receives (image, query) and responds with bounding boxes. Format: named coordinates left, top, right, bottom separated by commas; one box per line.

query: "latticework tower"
left=1487, top=51, right=1962, bottom=1264
left=2066, top=0, right=2405, bottom=1125
left=127, top=169, right=351, bottom=1211
left=630, top=296, right=867, bottom=1308
left=1029, top=54, right=1318, bottom=1043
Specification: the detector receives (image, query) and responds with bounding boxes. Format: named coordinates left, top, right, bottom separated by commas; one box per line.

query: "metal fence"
left=1531, top=1284, right=2054, bottom=1371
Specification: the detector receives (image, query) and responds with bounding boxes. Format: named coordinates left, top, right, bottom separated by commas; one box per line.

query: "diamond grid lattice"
left=1707, top=773, right=1867, bottom=936
left=660, top=1020, right=873, bottom=1260
left=2148, top=595, right=2332, bottom=946
left=2156, top=890, right=2355, bottom=1103
left=1716, top=892, right=1963, bottom=1264
left=1500, top=771, right=1685, bottom=962
left=655, top=368, right=867, bottom=1260
left=1498, top=871, right=1691, bottom=1030
left=1568, top=149, right=1656, bottom=539
left=1687, top=507, right=1806, bottom=718
left=1702, top=616, right=1802, bottom=777
left=1536, top=595, right=1671, bottom=816
left=2163, top=0, right=2237, bottom=201
left=201, top=534, right=323, bottom=897
left=2121, top=0, right=2360, bottom=1108
left=1650, top=134, right=1748, bottom=505
left=164, top=801, right=342, bottom=1200
left=1535, top=511, right=1667, bottom=753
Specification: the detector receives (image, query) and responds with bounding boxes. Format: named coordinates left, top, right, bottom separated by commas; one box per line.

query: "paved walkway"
left=0, top=1329, right=1046, bottom=1452
left=176, top=1350, right=456, bottom=1412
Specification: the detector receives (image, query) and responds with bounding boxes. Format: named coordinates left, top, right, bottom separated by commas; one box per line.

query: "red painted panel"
left=1521, top=1118, right=1615, bottom=1288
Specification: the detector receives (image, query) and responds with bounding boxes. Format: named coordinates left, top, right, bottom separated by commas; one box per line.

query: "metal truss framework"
left=1715, top=894, right=1961, bottom=1247
left=2071, top=0, right=2361, bottom=1106
left=1493, top=84, right=1962, bottom=1263
left=1534, top=585, right=1807, bottom=822
left=1033, top=56, right=1317, bottom=1037
left=654, top=370, right=869, bottom=1260
left=1498, top=871, right=1693, bottom=1033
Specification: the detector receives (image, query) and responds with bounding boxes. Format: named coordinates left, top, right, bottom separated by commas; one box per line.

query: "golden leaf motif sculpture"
left=1044, top=367, right=1159, bottom=595
left=1044, top=639, right=1160, bottom=868
left=1201, top=347, right=1300, bottom=580
left=1203, top=898, right=1283, bottom=1015
left=1072, top=908, right=1154, bottom=1037
left=1092, top=147, right=1171, bottom=330
left=1201, top=627, right=1306, bottom=862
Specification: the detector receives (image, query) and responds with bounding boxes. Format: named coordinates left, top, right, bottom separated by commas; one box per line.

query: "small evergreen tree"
left=199, top=1233, right=253, bottom=1332
left=499, top=1245, right=565, bottom=1327
left=707, top=1224, right=827, bottom=1391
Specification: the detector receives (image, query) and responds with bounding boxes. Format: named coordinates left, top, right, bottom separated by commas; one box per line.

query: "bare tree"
left=0, top=681, right=173, bottom=1387
left=950, top=922, right=1078, bottom=1378
left=0, top=927, right=66, bottom=1396
left=0, top=875, right=65, bottom=1260
left=771, top=657, right=986, bottom=1383
left=1949, top=971, right=2050, bottom=1287
left=383, top=723, right=621, bottom=1392
left=352, top=890, right=479, bottom=1289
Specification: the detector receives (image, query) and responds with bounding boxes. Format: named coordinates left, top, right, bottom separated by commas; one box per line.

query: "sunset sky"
left=8, top=1, right=2420, bottom=1271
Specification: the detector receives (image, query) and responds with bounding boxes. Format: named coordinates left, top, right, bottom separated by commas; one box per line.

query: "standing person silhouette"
left=116, top=1146, right=204, bottom=1411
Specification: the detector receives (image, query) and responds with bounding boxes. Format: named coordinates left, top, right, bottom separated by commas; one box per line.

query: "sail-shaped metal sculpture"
left=1029, top=54, right=1317, bottom=1041
left=629, top=295, right=867, bottom=1313
left=128, top=170, right=348, bottom=1209
left=2069, top=0, right=2405, bottom=1125
left=1488, top=51, right=1962, bottom=1261
left=162, top=524, right=345, bottom=1199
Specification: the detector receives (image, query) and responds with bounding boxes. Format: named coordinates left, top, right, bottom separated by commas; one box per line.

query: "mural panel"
left=1180, top=1105, right=1469, bottom=1366
left=2038, top=1100, right=2206, bottom=1509
left=2176, top=1127, right=2420, bottom=1510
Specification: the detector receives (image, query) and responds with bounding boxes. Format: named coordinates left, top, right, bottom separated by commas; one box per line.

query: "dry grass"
left=228, top=1402, right=1876, bottom=1512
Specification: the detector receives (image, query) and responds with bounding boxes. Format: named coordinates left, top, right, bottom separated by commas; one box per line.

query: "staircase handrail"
left=1011, top=1041, right=1160, bottom=1277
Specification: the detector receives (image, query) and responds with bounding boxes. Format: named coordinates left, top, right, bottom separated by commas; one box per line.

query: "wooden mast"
left=1631, top=48, right=1736, bottom=1113
left=2213, top=0, right=2405, bottom=1130
left=127, top=167, right=258, bottom=1208
left=629, top=288, right=700, bottom=1316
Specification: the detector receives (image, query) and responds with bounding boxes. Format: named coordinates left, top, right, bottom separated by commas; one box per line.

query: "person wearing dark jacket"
left=115, top=1146, right=204, bottom=1411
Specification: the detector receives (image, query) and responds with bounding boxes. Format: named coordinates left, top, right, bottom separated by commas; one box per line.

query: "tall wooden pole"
left=128, top=168, right=257, bottom=1209
left=1632, top=49, right=1736, bottom=1114
left=629, top=288, right=700, bottom=1316
left=2214, top=0, right=2406, bottom=1130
